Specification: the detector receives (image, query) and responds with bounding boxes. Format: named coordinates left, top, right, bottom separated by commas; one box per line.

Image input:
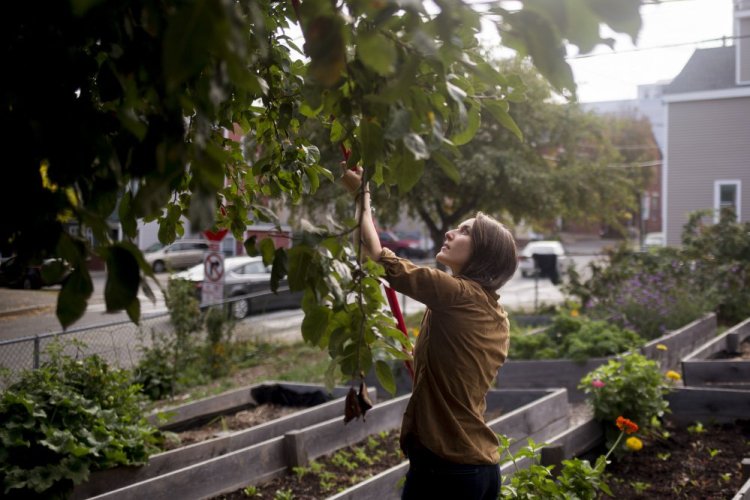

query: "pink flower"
left=591, top=379, right=606, bottom=388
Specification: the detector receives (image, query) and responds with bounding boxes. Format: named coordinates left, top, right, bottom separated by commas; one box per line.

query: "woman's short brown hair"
left=459, top=212, right=518, bottom=291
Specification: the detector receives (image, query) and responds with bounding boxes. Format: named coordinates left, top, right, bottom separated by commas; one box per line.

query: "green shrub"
left=0, top=342, right=162, bottom=499
left=509, top=311, right=643, bottom=362
left=133, top=278, right=206, bottom=400
left=579, top=352, right=673, bottom=445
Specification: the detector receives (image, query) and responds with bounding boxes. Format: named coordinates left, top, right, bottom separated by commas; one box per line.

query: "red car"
left=378, top=231, right=428, bottom=259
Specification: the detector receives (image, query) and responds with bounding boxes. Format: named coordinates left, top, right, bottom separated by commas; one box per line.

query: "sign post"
left=202, top=229, right=228, bottom=306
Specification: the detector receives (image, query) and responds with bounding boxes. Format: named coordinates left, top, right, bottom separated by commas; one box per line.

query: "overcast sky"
left=565, top=0, right=735, bottom=103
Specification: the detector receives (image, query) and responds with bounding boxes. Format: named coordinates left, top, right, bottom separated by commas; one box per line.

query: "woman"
left=342, top=166, right=518, bottom=500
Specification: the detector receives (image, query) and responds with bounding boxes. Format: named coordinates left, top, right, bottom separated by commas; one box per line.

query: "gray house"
left=662, top=1, right=750, bottom=246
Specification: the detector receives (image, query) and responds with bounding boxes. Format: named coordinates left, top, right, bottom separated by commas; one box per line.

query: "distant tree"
left=366, top=59, right=638, bottom=254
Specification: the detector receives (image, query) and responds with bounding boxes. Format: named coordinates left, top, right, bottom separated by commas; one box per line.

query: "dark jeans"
left=401, top=442, right=500, bottom=500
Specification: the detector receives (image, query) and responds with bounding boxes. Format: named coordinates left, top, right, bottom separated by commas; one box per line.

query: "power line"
left=567, top=34, right=750, bottom=60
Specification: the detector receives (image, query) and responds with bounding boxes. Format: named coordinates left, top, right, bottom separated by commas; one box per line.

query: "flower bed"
left=498, top=314, right=717, bottom=402
left=602, top=419, right=750, bottom=498
left=681, top=317, right=750, bottom=389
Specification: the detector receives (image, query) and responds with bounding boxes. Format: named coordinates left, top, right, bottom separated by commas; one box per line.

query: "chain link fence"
left=0, top=289, right=304, bottom=390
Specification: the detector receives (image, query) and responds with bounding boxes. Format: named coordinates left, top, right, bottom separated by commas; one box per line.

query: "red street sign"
left=203, top=229, right=228, bottom=241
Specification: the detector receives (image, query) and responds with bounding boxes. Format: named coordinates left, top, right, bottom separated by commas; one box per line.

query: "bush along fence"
left=496, top=313, right=717, bottom=402
left=72, top=388, right=567, bottom=500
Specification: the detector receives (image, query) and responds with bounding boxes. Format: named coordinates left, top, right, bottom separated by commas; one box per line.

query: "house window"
left=714, top=180, right=741, bottom=222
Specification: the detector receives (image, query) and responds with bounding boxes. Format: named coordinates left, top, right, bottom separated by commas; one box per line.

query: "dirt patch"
left=162, top=404, right=301, bottom=450
left=601, top=419, right=750, bottom=499
left=214, top=429, right=405, bottom=499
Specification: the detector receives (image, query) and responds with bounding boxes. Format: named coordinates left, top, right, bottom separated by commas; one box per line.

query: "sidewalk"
left=0, top=287, right=58, bottom=318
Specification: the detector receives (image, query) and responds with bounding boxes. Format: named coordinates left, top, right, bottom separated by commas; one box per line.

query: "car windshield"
left=144, top=242, right=165, bottom=253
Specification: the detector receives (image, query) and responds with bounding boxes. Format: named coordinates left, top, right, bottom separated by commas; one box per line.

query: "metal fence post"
left=33, top=335, right=40, bottom=369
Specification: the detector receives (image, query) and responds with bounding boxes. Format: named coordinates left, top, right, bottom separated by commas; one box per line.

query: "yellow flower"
left=625, top=437, right=643, bottom=451
left=656, top=344, right=668, bottom=351
left=570, top=309, right=580, bottom=317
left=412, top=328, right=420, bottom=338
left=665, top=370, right=682, bottom=381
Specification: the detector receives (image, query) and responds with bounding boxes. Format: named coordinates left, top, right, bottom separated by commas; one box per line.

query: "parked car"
left=0, top=256, right=71, bottom=289
left=144, top=239, right=209, bottom=273
left=174, top=256, right=303, bottom=319
left=642, top=232, right=665, bottom=251
left=378, top=230, right=427, bottom=259
left=518, top=240, right=569, bottom=278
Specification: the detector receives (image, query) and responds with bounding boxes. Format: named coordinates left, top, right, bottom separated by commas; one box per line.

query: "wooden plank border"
left=74, top=384, right=373, bottom=499
left=87, top=389, right=566, bottom=500
left=328, top=388, right=570, bottom=500
left=681, top=317, right=750, bottom=388
left=666, top=387, right=750, bottom=425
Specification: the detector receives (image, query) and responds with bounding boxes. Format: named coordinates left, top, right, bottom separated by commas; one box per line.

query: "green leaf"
left=126, top=298, right=141, bottom=324
left=288, top=247, right=313, bottom=291
left=360, top=118, right=384, bottom=168
left=431, top=152, right=461, bottom=184
left=357, top=32, right=397, bottom=76
left=484, top=100, right=523, bottom=141
left=394, top=149, right=424, bottom=194
left=118, top=191, right=137, bottom=239
left=259, top=238, right=276, bottom=266
left=163, top=0, right=219, bottom=90
left=270, top=248, right=288, bottom=292
left=57, top=268, right=93, bottom=329
left=301, top=306, right=331, bottom=346
left=304, top=15, right=346, bottom=87
left=104, top=245, right=141, bottom=313
left=375, top=360, right=396, bottom=396
left=450, top=101, right=481, bottom=146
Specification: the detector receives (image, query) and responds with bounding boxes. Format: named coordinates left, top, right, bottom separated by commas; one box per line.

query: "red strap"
left=384, top=286, right=415, bottom=380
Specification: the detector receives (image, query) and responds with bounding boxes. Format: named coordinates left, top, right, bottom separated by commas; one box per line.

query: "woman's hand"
left=341, top=162, right=364, bottom=197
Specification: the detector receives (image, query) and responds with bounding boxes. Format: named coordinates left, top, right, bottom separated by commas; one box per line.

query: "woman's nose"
left=444, top=230, right=453, bottom=240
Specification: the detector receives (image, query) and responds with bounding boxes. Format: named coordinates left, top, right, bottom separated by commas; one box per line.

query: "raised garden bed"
left=323, top=388, right=570, bottom=500
left=73, top=382, right=374, bottom=499
left=681, top=317, right=750, bottom=390
left=497, top=313, right=717, bottom=402
left=82, top=387, right=568, bottom=500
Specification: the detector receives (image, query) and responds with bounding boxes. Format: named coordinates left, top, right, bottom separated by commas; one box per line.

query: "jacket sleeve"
left=378, top=248, right=468, bottom=309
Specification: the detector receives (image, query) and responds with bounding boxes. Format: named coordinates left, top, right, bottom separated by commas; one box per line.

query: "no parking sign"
left=202, top=230, right=228, bottom=306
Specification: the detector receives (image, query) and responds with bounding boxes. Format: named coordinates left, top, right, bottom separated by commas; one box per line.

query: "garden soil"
left=600, top=419, right=750, bottom=499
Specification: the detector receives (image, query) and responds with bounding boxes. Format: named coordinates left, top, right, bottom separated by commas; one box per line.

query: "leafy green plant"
left=0, top=342, right=162, bottom=498
left=579, top=352, right=673, bottom=444
left=499, top=417, right=639, bottom=500
left=630, top=481, right=651, bottom=494
left=510, top=311, right=643, bottom=361
left=687, top=422, right=706, bottom=434
left=243, top=485, right=259, bottom=497
left=204, top=306, right=235, bottom=379
left=273, top=488, right=294, bottom=500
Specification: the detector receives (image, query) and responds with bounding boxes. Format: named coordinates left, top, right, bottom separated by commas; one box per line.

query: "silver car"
left=174, top=256, right=303, bottom=319
left=144, top=239, right=209, bottom=273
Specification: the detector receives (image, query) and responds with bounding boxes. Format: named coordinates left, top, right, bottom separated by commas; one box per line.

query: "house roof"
left=663, top=46, right=738, bottom=95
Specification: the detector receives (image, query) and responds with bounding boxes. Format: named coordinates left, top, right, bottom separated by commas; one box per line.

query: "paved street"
left=0, top=236, right=615, bottom=345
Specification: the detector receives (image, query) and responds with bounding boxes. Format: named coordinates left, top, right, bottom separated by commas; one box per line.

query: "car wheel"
left=153, top=260, right=166, bottom=273
left=230, top=298, right=250, bottom=320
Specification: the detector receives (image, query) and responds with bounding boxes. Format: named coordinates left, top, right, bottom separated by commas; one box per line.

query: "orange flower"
left=616, top=416, right=639, bottom=435
left=570, top=309, right=580, bottom=317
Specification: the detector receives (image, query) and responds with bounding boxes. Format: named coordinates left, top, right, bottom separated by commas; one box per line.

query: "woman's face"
left=436, top=218, right=474, bottom=274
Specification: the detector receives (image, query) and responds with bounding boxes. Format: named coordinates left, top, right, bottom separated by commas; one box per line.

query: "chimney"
left=737, top=0, right=750, bottom=84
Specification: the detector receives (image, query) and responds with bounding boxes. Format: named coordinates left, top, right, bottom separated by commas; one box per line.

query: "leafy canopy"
left=2, top=0, right=644, bottom=386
